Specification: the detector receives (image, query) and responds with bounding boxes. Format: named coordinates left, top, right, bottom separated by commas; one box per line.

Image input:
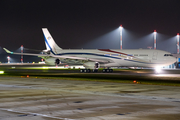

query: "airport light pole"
left=41, top=52, right=44, bottom=62
left=7, top=56, right=10, bottom=63
left=119, top=25, right=123, bottom=49
left=154, top=30, right=157, bottom=49
left=177, top=33, right=179, bottom=54
left=21, top=45, right=23, bottom=63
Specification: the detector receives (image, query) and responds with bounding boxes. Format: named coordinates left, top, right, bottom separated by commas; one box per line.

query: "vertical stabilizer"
left=42, top=28, right=62, bottom=54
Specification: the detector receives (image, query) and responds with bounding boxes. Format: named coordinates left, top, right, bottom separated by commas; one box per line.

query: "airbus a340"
left=4, top=28, right=176, bottom=73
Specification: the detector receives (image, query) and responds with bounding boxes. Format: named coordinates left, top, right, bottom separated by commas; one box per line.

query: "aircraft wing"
left=3, top=48, right=49, bottom=57
left=3, top=48, right=110, bottom=63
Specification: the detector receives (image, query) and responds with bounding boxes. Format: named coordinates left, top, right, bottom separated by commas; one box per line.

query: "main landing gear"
left=102, top=69, right=113, bottom=73
left=80, top=69, right=98, bottom=73
left=80, top=69, right=113, bottom=73
left=80, top=69, right=91, bottom=73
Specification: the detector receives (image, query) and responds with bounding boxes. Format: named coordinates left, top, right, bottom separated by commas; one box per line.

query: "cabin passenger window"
left=112, top=54, right=119, bottom=56
left=164, top=54, right=173, bottom=56
left=139, top=54, right=148, bottom=56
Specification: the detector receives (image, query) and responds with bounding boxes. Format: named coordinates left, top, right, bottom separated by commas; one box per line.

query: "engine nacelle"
left=83, top=62, right=100, bottom=69
left=55, top=59, right=61, bottom=65
left=42, top=50, right=51, bottom=55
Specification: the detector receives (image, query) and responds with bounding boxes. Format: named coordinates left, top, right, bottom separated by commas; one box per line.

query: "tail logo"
left=47, top=36, right=51, bottom=40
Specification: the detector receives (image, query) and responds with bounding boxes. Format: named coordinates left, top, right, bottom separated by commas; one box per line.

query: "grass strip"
left=1, top=72, right=180, bottom=86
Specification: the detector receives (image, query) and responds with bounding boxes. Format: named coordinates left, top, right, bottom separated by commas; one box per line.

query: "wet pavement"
left=0, top=77, right=180, bottom=120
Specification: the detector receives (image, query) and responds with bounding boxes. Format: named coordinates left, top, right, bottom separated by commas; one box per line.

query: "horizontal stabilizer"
left=3, top=48, right=12, bottom=54
left=3, top=48, right=49, bottom=57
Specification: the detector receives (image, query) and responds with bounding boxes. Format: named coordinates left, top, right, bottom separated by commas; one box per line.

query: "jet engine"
left=83, top=62, right=100, bottom=69
left=55, top=58, right=61, bottom=65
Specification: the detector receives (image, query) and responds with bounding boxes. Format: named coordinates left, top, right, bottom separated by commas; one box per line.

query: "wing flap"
left=3, top=48, right=49, bottom=57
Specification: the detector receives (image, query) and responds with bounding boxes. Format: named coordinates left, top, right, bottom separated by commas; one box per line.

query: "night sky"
left=0, top=0, right=180, bottom=62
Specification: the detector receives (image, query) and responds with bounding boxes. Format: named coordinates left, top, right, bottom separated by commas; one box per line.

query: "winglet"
left=3, top=48, right=13, bottom=54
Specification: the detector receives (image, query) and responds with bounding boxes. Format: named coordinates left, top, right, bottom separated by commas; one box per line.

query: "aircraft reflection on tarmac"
left=154, top=74, right=180, bottom=77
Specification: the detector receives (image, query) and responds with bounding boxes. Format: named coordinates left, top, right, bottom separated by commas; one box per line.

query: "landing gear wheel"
left=103, top=69, right=106, bottom=73
left=80, top=69, right=91, bottom=73
left=109, top=69, right=113, bottom=73
left=80, top=69, right=84, bottom=73
left=102, top=69, right=113, bottom=73
left=84, top=69, right=87, bottom=73
left=87, top=69, right=91, bottom=73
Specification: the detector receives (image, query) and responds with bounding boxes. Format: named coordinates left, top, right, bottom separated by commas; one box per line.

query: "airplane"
left=3, top=28, right=176, bottom=73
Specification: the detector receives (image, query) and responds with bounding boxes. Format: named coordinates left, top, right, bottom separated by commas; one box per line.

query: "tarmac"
left=0, top=76, right=180, bottom=120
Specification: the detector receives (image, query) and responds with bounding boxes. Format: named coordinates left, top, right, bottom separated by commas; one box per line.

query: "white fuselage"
left=4, top=28, right=176, bottom=70
left=45, top=49, right=176, bottom=68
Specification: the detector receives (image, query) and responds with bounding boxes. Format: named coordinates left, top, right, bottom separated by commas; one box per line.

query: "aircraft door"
left=152, top=52, right=158, bottom=60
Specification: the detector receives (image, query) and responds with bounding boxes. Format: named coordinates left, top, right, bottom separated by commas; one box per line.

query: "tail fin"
left=42, top=28, right=62, bottom=54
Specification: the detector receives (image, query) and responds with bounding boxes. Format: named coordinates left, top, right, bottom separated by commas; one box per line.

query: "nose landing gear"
left=80, top=69, right=113, bottom=73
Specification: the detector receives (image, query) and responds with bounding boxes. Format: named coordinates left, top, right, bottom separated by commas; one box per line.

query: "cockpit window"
left=164, top=54, right=173, bottom=56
